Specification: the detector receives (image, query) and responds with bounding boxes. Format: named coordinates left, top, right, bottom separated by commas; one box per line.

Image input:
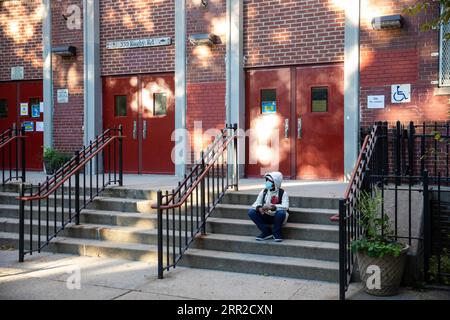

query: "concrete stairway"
left=0, top=184, right=340, bottom=282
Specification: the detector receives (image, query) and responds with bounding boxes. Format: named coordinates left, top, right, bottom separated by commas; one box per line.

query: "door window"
left=0, top=99, right=7, bottom=118
left=261, top=89, right=277, bottom=114
left=154, top=93, right=167, bottom=116
left=115, top=95, right=127, bottom=117
left=311, top=87, right=328, bottom=112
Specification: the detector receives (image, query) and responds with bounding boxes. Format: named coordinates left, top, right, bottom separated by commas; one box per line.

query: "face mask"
left=265, top=181, right=273, bottom=190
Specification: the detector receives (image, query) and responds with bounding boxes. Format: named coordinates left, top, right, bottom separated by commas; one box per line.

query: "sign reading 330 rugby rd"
left=106, top=37, right=172, bottom=50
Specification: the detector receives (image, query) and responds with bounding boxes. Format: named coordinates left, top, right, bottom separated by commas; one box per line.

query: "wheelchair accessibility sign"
left=391, top=84, right=411, bottom=103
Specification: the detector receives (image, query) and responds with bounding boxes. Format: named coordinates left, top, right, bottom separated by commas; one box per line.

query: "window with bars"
left=440, top=12, right=450, bottom=86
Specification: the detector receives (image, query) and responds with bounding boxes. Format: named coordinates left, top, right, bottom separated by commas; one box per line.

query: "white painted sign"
left=40, top=102, right=44, bottom=113
left=36, top=122, right=44, bottom=132
left=11, top=66, right=24, bottom=80
left=391, top=84, right=411, bottom=103
left=20, top=103, right=28, bottom=116
left=106, top=37, right=172, bottom=50
left=57, top=89, right=69, bottom=103
left=367, top=95, right=385, bottom=109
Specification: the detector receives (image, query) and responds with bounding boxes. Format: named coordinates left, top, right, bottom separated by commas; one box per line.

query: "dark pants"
left=248, top=208, right=286, bottom=238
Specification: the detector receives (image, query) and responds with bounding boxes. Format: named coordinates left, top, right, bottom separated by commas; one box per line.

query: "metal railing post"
left=233, top=123, right=239, bottom=191
left=118, top=125, right=123, bottom=186
left=157, top=190, right=164, bottom=279
left=19, top=183, right=25, bottom=262
left=200, top=152, right=206, bottom=235
left=423, top=170, right=431, bottom=282
left=21, top=127, right=26, bottom=183
left=408, top=122, right=415, bottom=176
left=74, top=151, right=80, bottom=225
left=338, top=199, right=346, bottom=301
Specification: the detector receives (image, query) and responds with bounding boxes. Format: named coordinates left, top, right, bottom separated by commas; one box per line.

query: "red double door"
left=0, top=81, right=44, bottom=170
left=103, top=74, right=175, bottom=174
left=246, top=65, right=344, bottom=180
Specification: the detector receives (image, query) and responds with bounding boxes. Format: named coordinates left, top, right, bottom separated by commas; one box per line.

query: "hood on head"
left=264, top=171, right=283, bottom=190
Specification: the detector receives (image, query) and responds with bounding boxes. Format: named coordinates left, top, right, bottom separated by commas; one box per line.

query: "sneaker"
left=273, top=237, right=284, bottom=242
left=256, top=233, right=273, bottom=241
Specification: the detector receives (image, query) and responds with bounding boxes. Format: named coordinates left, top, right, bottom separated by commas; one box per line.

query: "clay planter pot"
left=356, top=244, right=409, bottom=296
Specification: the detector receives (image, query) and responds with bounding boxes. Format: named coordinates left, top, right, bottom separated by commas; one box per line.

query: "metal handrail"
left=0, top=126, right=26, bottom=185
left=152, top=134, right=236, bottom=211
left=18, top=134, right=122, bottom=201
left=154, top=123, right=239, bottom=279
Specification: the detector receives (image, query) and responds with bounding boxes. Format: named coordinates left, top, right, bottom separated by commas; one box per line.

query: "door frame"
left=244, top=62, right=344, bottom=179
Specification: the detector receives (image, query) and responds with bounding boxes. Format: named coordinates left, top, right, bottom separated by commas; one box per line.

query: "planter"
left=357, top=244, right=409, bottom=296
left=43, top=159, right=55, bottom=175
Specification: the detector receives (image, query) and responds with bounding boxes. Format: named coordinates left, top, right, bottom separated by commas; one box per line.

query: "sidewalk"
left=1, top=249, right=448, bottom=300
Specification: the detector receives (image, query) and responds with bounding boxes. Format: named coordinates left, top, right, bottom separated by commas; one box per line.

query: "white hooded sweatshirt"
left=251, top=172, right=289, bottom=225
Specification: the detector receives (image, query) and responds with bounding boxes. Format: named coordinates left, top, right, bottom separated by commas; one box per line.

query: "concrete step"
left=0, top=192, right=155, bottom=214
left=1, top=184, right=157, bottom=200
left=193, top=233, right=339, bottom=261
left=0, top=216, right=338, bottom=261
left=222, top=191, right=340, bottom=209
left=0, top=204, right=338, bottom=242
left=0, top=231, right=158, bottom=263
left=213, top=203, right=337, bottom=225
left=179, top=248, right=339, bottom=282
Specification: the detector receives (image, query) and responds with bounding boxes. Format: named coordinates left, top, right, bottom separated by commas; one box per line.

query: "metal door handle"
left=133, top=121, right=137, bottom=140
left=143, top=120, right=147, bottom=140
left=284, top=118, right=289, bottom=139
left=298, top=117, right=302, bottom=139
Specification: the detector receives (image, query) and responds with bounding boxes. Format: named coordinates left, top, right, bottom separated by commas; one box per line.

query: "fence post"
left=420, top=122, right=426, bottom=175
left=233, top=123, right=239, bottom=191
left=118, top=125, right=123, bottom=187
left=18, top=183, right=25, bottom=262
left=156, top=190, right=164, bottom=279
left=422, top=170, right=431, bottom=282
left=408, top=122, right=415, bottom=176
left=74, top=151, right=80, bottom=225
left=20, top=127, right=26, bottom=183
left=394, top=121, right=401, bottom=185
left=200, top=151, right=206, bottom=235
left=338, top=199, right=346, bottom=301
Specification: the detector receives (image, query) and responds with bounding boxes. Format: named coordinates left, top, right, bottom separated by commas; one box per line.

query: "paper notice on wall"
left=20, top=103, right=29, bottom=116
left=40, top=102, right=44, bottom=113
left=36, top=122, right=44, bottom=132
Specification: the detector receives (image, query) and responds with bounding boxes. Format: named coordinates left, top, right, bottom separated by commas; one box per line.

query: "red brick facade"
left=51, top=0, right=84, bottom=152
left=360, top=0, right=449, bottom=127
left=1, top=0, right=449, bottom=166
left=100, top=0, right=175, bottom=76
left=0, top=0, right=43, bottom=81
left=243, top=0, right=345, bottom=67
left=186, top=0, right=227, bottom=150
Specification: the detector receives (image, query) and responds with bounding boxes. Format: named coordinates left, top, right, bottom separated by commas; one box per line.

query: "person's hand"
left=263, top=204, right=274, bottom=211
left=258, top=207, right=267, bottom=214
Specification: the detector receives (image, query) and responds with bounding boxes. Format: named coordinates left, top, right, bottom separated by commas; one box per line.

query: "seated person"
left=248, top=172, right=289, bottom=242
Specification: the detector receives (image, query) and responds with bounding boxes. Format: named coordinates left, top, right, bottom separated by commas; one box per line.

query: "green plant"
left=43, top=147, right=71, bottom=171
left=351, top=189, right=405, bottom=258
left=429, top=234, right=450, bottom=285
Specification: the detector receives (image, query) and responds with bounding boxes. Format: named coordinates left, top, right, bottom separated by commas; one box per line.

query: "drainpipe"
left=344, top=0, right=361, bottom=181
left=43, top=0, right=53, bottom=148
left=174, top=0, right=187, bottom=178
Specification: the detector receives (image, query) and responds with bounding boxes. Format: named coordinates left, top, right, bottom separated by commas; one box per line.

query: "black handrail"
left=152, top=124, right=239, bottom=279
left=0, top=125, right=26, bottom=185
left=18, top=126, right=123, bottom=262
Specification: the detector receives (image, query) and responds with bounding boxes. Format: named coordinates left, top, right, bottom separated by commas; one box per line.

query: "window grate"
left=440, top=16, right=450, bottom=86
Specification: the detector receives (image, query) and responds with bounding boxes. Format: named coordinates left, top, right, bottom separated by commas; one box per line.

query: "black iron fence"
left=0, top=125, right=26, bottom=185
left=18, top=127, right=123, bottom=262
left=152, top=124, right=238, bottom=279
left=340, top=121, right=450, bottom=299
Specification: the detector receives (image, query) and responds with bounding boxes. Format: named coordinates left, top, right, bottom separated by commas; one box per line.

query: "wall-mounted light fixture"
left=52, top=46, right=77, bottom=57
left=189, top=34, right=222, bottom=47
left=372, top=15, right=404, bottom=30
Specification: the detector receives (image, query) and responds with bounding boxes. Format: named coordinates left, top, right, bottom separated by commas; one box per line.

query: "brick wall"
left=52, top=0, right=84, bottom=152
left=243, top=0, right=345, bottom=68
left=360, top=0, right=450, bottom=128
left=100, top=0, right=175, bottom=76
left=186, top=0, right=227, bottom=156
left=0, top=0, right=43, bottom=81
